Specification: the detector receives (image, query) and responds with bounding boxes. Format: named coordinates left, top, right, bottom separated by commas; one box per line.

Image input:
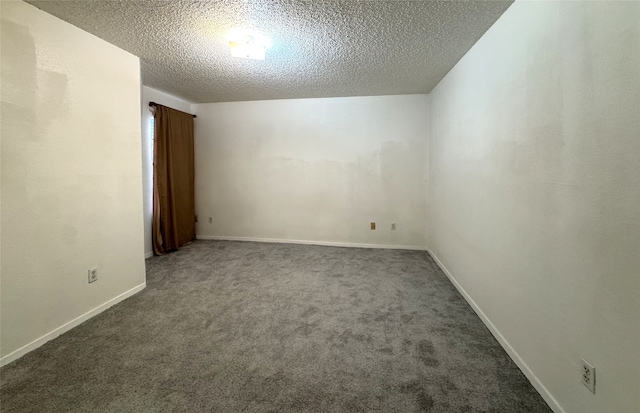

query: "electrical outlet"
left=581, top=358, right=596, bottom=393
left=370, top=222, right=376, bottom=230
left=88, top=267, right=98, bottom=283
left=391, top=223, right=397, bottom=230
left=208, top=217, right=213, bottom=224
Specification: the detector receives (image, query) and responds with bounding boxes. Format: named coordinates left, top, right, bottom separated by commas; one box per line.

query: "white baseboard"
left=426, top=248, right=565, bottom=413
left=196, top=235, right=427, bottom=251
left=0, top=282, right=146, bottom=367
left=144, top=251, right=153, bottom=259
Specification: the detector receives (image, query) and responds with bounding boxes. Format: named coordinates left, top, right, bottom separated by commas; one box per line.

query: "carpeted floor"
left=1, top=240, right=552, bottom=412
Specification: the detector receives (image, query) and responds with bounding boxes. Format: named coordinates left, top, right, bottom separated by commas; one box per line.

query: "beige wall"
left=428, top=1, right=639, bottom=412
left=1, top=1, right=146, bottom=363
left=3, top=1, right=637, bottom=410
left=194, top=95, right=429, bottom=249
left=141, top=86, right=194, bottom=257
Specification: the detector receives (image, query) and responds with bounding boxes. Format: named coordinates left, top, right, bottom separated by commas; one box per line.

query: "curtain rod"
left=149, top=102, right=196, bottom=118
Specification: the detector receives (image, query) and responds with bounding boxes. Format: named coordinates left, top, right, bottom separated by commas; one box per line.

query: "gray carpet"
left=1, top=240, right=552, bottom=413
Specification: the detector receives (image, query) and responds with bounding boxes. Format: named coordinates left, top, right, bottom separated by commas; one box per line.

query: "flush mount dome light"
left=227, top=29, right=272, bottom=60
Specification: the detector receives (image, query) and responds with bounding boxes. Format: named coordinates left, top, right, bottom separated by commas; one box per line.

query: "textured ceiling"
left=26, top=0, right=513, bottom=103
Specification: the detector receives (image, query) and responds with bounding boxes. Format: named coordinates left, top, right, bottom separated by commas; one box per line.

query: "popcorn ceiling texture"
left=26, top=0, right=513, bottom=103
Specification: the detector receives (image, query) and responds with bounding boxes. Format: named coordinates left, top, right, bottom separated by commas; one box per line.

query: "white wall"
left=1, top=1, right=146, bottom=364
left=140, top=86, right=194, bottom=257
left=428, top=1, right=639, bottom=413
left=194, top=95, right=429, bottom=249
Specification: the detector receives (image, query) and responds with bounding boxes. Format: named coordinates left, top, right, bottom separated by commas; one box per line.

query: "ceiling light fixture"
left=227, top=29, right=272, bottom=60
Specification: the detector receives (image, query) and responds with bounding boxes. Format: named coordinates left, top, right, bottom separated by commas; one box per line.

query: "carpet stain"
left=330, top=329, right=373, bottom=347
left=417, top=340, right=440, bottom=367
left=374, top=312, right=391, bottom=322
left=301, top=306, right=319, bottom=318
left=400, top=380, right=435, bottom=412
left=401, top=313, right=415, bottom=323
left=295, top=322, right=317, bottom=336
left=417, top=392, right=435, bottom=412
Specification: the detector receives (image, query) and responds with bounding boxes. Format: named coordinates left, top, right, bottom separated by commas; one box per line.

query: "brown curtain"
left=152, top=105, right=195, bottom=255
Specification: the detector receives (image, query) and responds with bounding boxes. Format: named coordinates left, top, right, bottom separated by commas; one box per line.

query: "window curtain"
left=152, top=105, right=196, bottom=255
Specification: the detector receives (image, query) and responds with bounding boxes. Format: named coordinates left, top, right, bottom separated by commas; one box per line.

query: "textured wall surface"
left=194, top=95, right=429, bottom=248
left=26, top=0, right=512, bottom=103
left=1, top=1, right=145, bottom=360
left=141, top=86, right=194, bottom=257
left=428, top=1, right=640, bottom=412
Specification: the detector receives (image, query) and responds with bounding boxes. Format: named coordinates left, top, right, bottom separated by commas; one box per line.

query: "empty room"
left=1, top=0, right=638, bottom=412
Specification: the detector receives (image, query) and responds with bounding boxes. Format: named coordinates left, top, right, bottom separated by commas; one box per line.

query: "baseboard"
left=197, top=235, right=427, bottom=251
left=144, top=251, right=153, bottom=259
left=426, top=248, right=565, bottom=413
left=0, top=282, right=146, bottom=367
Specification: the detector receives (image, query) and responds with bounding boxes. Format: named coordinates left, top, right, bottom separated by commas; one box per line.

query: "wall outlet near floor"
left=391, top=222, right=397, bottom=230
left=370, top=222, right=376, bottom=230
left=88, top=267, right=98, bottom=283
left=581, top=358, right=596, bottom=393
left=208, top=217, right=213, bottom=224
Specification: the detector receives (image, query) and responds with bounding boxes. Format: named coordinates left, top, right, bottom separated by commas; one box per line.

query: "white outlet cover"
left=581, top=358, right=596, bottom=393
left=88, top=267, right=98, bottom=283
